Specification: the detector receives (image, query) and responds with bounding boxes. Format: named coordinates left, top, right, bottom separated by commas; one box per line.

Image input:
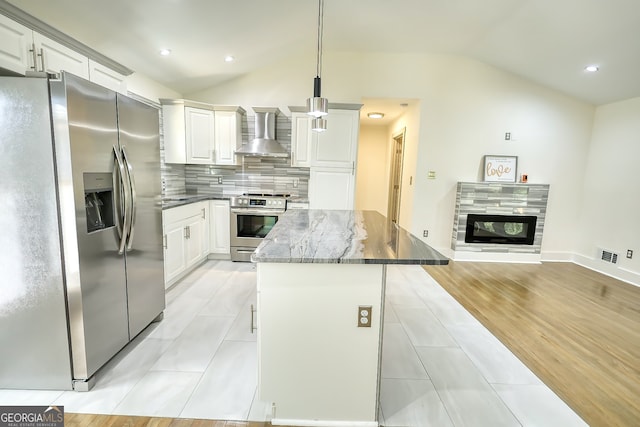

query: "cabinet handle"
left=291, top=151, right=295, bottom=165
left=351, top=161, right=355, bottom=175
left=29, top=44, right=37, bottom=70
left=163, top=234, right=167, bottom=249
left=201, top=208, right=206, bottom=219
left=184, top=226, right=189, bottom=239
left=38, top=48, right=45, bottom=72
left=250, top=304, right=257, bottom=334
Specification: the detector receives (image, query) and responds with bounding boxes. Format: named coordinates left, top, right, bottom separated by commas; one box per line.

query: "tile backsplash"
left=161, top=110, right=309, bottom=198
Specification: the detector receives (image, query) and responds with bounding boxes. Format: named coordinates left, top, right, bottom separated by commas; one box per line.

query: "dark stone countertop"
left=251, top=209, right=449, bottom=265
left=162, top=194, right=229, bottom=210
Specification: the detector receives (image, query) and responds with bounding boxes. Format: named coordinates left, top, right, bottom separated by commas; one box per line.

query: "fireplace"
left=465, top=214, right=537, bottom=245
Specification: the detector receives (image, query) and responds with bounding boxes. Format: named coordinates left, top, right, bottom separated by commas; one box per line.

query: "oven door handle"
left=231, top=209, right=286, bottom=215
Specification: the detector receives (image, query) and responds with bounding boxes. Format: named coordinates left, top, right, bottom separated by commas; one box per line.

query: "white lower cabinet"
left=163, top=222, right=187, bottom=285
left=309, top=167, right=355, bottom=210
left=162, top=201, right=209, bottom=288
left=209, top=200, right=231, bottom=256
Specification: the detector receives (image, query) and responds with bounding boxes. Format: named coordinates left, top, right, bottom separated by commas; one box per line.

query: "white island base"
left=257, top=263, right=386, bottom=426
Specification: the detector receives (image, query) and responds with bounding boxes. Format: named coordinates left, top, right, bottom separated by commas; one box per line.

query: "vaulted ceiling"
left=6, top=0, right=640, bottom=105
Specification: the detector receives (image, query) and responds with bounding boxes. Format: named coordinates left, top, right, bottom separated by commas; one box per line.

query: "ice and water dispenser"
left=83, top=172, right=115, bottom=233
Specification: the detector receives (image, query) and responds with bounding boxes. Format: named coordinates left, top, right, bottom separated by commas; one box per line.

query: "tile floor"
left=0, top=261, right=587, bottom=426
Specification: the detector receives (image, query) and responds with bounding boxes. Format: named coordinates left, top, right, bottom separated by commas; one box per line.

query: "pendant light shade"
left=306, top=0, right=329, bottom=127
left=311, top=117, right=327, bottom=132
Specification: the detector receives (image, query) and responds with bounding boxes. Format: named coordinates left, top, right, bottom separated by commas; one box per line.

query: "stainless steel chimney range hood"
left=235, top=107, right=289, bottom=158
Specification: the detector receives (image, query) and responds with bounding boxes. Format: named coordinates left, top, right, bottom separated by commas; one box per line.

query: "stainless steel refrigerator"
left=0, top=72, right=165, bottom=391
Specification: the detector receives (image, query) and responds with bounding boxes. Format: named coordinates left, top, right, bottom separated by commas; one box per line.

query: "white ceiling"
left=7, top=0, right=640, bottom=106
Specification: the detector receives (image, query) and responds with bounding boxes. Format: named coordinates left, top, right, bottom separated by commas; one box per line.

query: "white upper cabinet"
left=161, top=99, right=245, bottom=165
left=185, top=106, right=215, bottom=164
left=291, top=112, right=312, bottom=167
left=214, top=109, right=243, bottom=165
left=312, top=108, right=359, bottom=169
left=0, top=15, right=89, bottom=79
left=0, top=14, right=31, bottom=74
left=88, top=59, right=127, bottom=94
left=1, top=13, right=127, bottom=90
left=33, top=32, right=89, bottom=79
left=289, top=105, right=360, bottom=169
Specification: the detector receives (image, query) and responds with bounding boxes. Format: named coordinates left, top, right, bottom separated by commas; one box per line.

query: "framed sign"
left=483, top=155, right=517, bottom=182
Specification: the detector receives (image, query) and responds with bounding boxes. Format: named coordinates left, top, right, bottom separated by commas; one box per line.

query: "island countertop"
left=251, top=209, right=449, bottom=265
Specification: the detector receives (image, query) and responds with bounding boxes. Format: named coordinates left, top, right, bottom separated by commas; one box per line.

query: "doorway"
left=387, top=128, right=405, bottom=224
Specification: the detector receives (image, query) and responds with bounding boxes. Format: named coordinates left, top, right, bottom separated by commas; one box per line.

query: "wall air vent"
left=600, top=249, right=619, bottom=264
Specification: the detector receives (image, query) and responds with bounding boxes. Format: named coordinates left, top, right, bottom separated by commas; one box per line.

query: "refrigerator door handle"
left=121, top=147, right=137, bottom=251
left=113, top=145, right=129, bottom=255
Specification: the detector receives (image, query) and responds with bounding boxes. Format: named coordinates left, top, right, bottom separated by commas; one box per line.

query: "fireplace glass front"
left=465, top=214, right=537, bottom=245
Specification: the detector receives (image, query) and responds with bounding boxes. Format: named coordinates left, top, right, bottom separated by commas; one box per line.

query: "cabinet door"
left=162, top=104, right=187, bottom=164
left=199, top=204, right=210, bottom=258
left=312, top=109, right=359, bottom=168
left=185, top=107, right=215, bottom=164
left=164, top=223, right=187, bottom=287
left=0, top=14, right=32, bottom=74
left=89, top=59, right=127, bottom=93
left=33, top=33, right=89, bottom=79
left=214, top=111, right=241, bottom=165
left=210, top=200, right=231, bottom=254
left=309, top=167, right=355, bottom=210
left=291, top=112, right=312, bottom=167
left=184, top=215, right=204, bottom=267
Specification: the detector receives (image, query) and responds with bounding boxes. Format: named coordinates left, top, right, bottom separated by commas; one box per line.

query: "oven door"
left=230, top=209, right=283, bottom=256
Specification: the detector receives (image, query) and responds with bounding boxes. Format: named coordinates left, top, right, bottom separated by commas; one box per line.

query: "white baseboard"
left=271, top=419, right=377, bottom=427
left=447, top=249, right=639, bottom=287
left=540, top=251, right=574, bottom=262
left=572, top=254, right=640, bottom=287
left=452, top=251, right=542, bottom=263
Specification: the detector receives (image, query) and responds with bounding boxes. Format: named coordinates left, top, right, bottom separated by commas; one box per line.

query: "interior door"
left=116, top=94, right=165, bottom=338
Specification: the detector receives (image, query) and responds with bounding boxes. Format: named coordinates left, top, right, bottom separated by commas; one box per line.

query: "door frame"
left=387, top=128, right=406, bottom=224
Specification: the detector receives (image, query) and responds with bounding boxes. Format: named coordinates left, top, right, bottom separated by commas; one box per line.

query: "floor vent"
left=600, top=249, right=619, bottom=264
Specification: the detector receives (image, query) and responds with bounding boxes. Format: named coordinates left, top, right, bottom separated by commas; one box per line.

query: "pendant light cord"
left=316, top=0, right=324, bottom=79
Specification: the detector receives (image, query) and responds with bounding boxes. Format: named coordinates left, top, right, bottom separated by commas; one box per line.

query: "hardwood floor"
left=64, top=413, right=271, bottom=427
left=424, top=261, right=640, bottom=427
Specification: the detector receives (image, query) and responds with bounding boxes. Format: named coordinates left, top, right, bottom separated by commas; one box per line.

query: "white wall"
left=355, top=125, right=391, bottom=215
left=188, top=51, right=596, bottom=260
left=126, top=72, right=181, bottom=104
left=574, top=97, right=640, bottom=283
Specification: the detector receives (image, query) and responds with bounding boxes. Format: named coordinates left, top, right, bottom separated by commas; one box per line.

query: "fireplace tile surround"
left=452, top=182, right=550, bottom=259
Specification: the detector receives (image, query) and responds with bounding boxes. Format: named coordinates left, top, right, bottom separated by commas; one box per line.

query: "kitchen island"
left=252, top=210, right=448, bottom=426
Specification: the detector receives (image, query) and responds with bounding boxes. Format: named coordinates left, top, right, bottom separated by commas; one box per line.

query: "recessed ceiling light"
left=224, top=55, right=235, bottom=62
left=368, top=112, right=384, bottom=119
left=584, top=65, right=599, bottom=72
left=159, top=49, right=171, bottom=56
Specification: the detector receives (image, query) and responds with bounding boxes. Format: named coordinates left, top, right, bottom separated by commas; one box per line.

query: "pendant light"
left=306, top=0, right=328, bottom=131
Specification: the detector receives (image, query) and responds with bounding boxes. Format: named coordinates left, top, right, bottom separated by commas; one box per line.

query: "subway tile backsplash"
left=161, top=111, right=309, bottom=198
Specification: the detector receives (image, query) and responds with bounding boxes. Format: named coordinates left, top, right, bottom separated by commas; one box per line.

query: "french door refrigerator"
left=0, top=72, right=165, bottom=391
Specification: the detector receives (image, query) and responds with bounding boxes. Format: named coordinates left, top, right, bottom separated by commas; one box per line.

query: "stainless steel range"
left=230, top=193, right=288, bottom=261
